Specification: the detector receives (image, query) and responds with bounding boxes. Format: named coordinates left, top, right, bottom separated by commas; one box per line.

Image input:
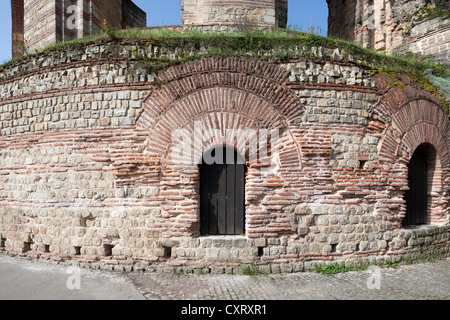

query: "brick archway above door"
left=369, top=78, right=450, bottom=226
left=137, top=56, right=304, bottom=168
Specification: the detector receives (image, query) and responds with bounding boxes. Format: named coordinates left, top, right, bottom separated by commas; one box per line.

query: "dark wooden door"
left=200, top=147, right=245, bottom=235
left=404, top=147, right=428, bottom=226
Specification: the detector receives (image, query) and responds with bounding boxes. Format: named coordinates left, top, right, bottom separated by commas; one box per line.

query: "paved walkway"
left=128, top=259, right=450, bottom=300
left=0, top=254, right=144, bottom=300
left=0, top=254, right=449, bottom=300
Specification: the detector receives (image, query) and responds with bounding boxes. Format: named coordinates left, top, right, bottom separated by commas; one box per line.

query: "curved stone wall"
left=327, top=0, right=450, bottom=66
left=0, top=39, right=448, bottom=273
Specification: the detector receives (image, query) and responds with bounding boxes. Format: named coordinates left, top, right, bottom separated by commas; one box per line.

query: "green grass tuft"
left=241, top=263, right=259, bottom=276
left=314, top=264, right=352, bottom=276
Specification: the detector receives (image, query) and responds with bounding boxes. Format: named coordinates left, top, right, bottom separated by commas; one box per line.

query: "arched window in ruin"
left=200, top=146, right=245, bottom=236
left=403, top=144, right=437, bottom=227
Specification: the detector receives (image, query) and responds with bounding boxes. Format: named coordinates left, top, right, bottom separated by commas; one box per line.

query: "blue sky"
left=0, top=0, right=328, bottom=63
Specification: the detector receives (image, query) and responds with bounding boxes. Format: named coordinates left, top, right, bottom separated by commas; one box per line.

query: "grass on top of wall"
left=2, top=27, right=449, bottom=110
left=5, top=27, right=449, bottom=76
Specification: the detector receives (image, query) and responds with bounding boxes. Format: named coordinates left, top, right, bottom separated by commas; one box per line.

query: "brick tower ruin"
left=11, top=0, right=146, bottom=58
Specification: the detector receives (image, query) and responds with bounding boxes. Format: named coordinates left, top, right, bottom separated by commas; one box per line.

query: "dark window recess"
left=404, top=147, right=428, bottom=226
left=163, top=246, right=172, bottom=259
left=258, top=247, right=264, bottom=257
left=23, top=241, right=32, bottom=252
left=331, top=244, right=338, bottom=253
left=103, top=245, right=114, bottom=257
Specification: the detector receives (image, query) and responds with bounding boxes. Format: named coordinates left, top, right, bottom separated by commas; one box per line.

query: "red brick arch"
left=367, top=75, right=449, bottom=163
left=377, top=98, right=449, bottom=165
left=367, top=74, right=450, bottom=226
left=137, top=56, right=304, bottom=168
left=376, top=98, right=450, bottom=226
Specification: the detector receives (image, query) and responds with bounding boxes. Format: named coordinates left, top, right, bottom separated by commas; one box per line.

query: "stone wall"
left=0, top=39, right=448, bottom=273
left=13, top=0, right=449, bottom=65
left=395, top=16, right=450, bottom=66
left=327, top=0, right=362, bottom=46
left=327, top=0, right=450, bottom=65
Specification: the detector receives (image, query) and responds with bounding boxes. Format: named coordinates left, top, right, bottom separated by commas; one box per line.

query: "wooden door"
left=200, top=147, right=245, bottom=235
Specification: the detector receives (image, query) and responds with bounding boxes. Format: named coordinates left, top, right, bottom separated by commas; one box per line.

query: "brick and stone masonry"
left=327, top=0, right=450, bottom=66
left=1, top=0, right=449, bottom=273
left=0, top=38, right=448, bottom=273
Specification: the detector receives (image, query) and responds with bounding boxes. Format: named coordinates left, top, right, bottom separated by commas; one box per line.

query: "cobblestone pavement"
left=128, top=258, right=450, bottom=300
left=0, top=254, right=448, bottom=300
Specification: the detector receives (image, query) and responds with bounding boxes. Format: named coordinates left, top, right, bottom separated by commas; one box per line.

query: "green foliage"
left=314, top=261, right=378, bottom=276
left=314, top=264, right=352, bottom=276
left=384, top=261, right=400, bottom=269
left=2, top=28, right=447, bottom=77
left=403, top=5, right=450, bottom=37
left=428, top=74, right=450, bottom=106
left=387, top=81, right=406, bottom=90
left=410, top=5, right=450, bottom=23
left=367, top=52, right=449, bottom=112
left=241, top=263, right=259, bottom=276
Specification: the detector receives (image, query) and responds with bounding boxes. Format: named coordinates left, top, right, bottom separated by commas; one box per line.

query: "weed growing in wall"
left=403, top=5, right=450, bottom=37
